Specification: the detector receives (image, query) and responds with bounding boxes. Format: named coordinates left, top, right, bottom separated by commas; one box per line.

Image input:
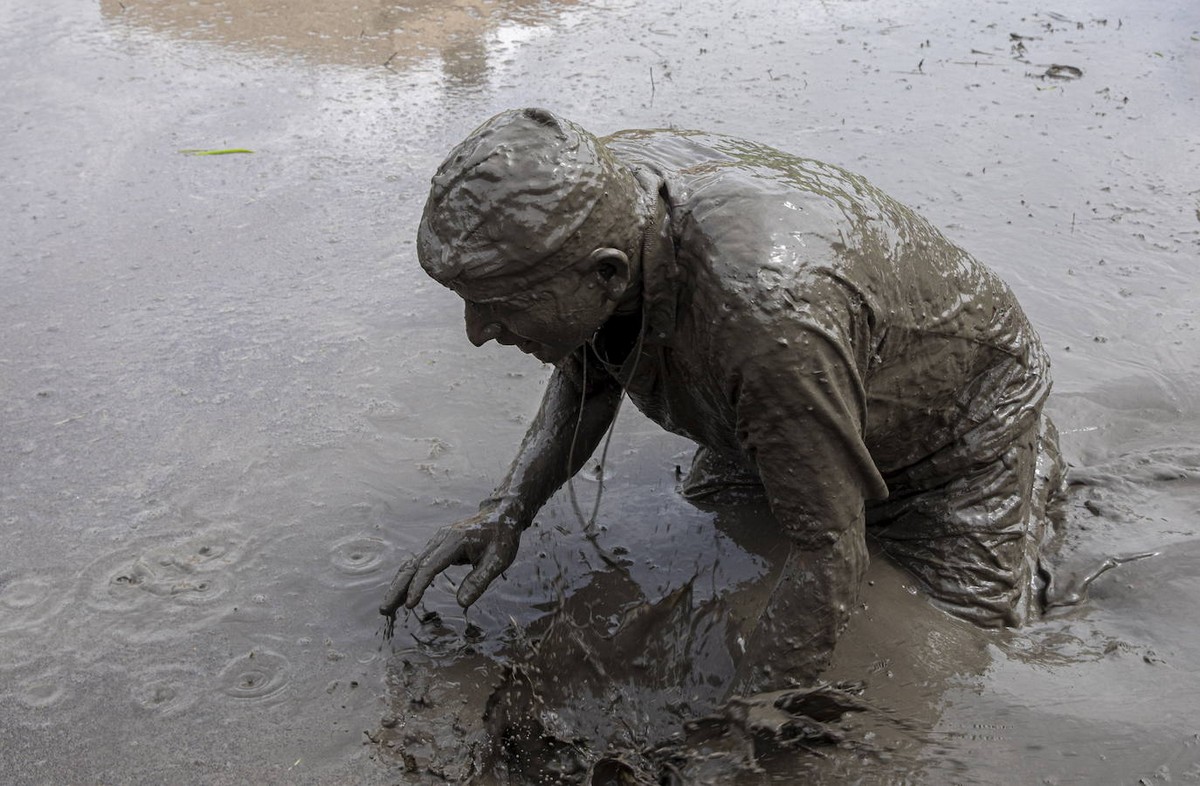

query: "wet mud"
left=2, top=0, right=1199, bottom=783
left=375, top=451, right=1200, bottom=784
left=377, top=525, right=960, bottom=784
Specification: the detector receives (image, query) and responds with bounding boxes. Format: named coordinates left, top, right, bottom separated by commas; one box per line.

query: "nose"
left=464, top=302, right=502, bottom=347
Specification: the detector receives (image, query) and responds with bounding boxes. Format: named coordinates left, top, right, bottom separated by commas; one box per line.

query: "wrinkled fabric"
left=586, top=129, right=1063, bottom=624
left=868, top=413, right=1065, bottom=626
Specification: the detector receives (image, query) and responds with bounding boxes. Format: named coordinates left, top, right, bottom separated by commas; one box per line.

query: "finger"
left=405, top=539, right=467, bottom=610
left=380, top=558, right=419, bottom=617
left=457, top=541, right=511, bottom=608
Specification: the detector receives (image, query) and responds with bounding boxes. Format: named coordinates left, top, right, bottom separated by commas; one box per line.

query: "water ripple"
left=217, top=649, right=291, bottom=703
left=130, top=663, right=205, bottom=717
left=4, top=665, right=85, bottom=729
left=318, top=534, right=395, bottom=589
left=75, top=524, right=259, bottom=643
left=0, top=572, right=69, bottom=635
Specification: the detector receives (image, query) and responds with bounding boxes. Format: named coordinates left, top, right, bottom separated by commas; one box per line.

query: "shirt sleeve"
left=731, top=323, right=889, bottom=549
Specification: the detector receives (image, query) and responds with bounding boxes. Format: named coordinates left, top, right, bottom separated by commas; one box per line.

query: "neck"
left=615, top=171, right=671, bottom=316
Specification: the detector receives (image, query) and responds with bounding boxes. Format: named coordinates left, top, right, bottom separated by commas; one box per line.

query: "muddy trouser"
left=866, top=413, right=1066, bottom=627
left=682, top=414, right=1067, bottom=628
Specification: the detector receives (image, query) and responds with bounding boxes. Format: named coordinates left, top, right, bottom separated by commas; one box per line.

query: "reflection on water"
left=375, top=495, right=994, bottom=784
left=98, top=0, right=580, bottom=87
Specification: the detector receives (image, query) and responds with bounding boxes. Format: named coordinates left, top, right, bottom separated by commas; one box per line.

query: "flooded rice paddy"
left=1, top=0, right=1198, bottom=782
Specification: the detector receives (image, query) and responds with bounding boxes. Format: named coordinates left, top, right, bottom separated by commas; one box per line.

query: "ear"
left=586, top=248, right=631, bottom=300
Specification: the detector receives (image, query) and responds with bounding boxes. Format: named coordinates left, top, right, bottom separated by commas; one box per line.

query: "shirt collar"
left=633, top=168, right=682, bottom=348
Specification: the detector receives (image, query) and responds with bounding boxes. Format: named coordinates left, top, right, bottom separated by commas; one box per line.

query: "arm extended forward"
left=381, top=349, right=624, bottom=616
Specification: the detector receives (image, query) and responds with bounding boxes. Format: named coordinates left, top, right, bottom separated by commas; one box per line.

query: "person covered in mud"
left=382, top=107, right=1066, bottom=691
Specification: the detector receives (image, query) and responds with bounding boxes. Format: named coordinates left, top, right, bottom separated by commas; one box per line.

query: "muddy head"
left=416, top=108, right=649, bottom=364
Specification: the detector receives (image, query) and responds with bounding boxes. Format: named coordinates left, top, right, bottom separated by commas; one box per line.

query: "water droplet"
left=320, top=535, right=395, bottom=588
left=218, top=649, right=290, bottom=702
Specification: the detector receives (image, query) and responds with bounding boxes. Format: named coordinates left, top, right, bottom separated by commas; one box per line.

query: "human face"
left=455, top=263, right=619, bottom=365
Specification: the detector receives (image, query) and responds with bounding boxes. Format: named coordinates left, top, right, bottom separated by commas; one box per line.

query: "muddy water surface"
left=2, top=0, right=1198, bottom=783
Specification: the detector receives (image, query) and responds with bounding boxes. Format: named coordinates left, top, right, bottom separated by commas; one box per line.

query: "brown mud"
left=377, top=461, right=1200, bottom=784
left=2, top=0, right=1198, bottom=784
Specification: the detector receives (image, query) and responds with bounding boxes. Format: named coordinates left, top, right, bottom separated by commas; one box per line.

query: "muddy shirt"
left=595, top=130, right=1052, bottom=548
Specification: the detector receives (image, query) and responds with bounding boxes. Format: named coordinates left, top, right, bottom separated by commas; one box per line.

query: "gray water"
left=2, top=0, right=1198, bottom=783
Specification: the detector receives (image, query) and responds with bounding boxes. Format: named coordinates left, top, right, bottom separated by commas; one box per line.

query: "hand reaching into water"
left=380, top=509, right=524, bottom=619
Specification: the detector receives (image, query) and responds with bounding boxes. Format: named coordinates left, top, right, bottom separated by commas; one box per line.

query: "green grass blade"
left=179, top=148, right=255, bottom=156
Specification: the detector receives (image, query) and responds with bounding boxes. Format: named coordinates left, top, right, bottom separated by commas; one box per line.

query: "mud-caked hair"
left=416, top=108, right=639, bottom=287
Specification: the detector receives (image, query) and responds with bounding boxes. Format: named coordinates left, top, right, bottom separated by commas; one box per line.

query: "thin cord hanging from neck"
left=565, top=309, right=649, bottom=538
left=566, top=176, right=661, bottom=538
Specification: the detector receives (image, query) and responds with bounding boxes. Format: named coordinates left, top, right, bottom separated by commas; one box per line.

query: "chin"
left=534, top=348, right=569, bottom=365
left=523, top=344, right=573, bottom=365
